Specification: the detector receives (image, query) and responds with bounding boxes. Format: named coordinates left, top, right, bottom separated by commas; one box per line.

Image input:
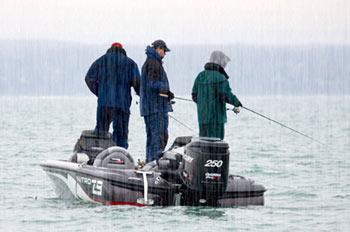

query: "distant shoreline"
left=1, top=40, right=349, bottom=95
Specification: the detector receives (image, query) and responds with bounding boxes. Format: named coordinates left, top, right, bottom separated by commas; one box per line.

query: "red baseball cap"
left=111, top=42, right=123, bottom=48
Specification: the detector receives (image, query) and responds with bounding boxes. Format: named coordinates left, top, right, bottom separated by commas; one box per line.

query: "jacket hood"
left=196, top=70, right=227, bottom=85
left=204, top=62, right=229, bottom=79
left=209, top=51, right=230, bottom=68
left=145, top=45, right=162, bottom=61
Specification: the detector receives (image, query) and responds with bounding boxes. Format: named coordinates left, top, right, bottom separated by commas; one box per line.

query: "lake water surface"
left=0, top=95, right=349, bottom=231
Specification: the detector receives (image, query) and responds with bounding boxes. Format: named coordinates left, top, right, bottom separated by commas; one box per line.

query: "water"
left=0, top=95, right=349, bottom=231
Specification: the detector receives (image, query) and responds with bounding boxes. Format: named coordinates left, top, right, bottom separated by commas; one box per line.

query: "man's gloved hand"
left=192, top=93, right=197, bottom=103
left=168, top=91, right=174, bottom=100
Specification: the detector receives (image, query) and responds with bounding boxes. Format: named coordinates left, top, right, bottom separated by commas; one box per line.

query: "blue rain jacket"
left=140, top=46, right=173, bottom=116
left=85, top=48, right=140, bottom=113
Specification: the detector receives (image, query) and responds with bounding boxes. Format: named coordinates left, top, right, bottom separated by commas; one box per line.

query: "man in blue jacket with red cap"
left=140, top=40, right=174, bottom=162
left=85, top=42, right=140, bottom=149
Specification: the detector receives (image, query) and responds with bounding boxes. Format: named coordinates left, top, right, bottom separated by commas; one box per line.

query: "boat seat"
left=93, top=146, right=135, bottom=169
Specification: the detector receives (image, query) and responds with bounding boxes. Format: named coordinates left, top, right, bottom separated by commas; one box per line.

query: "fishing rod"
left=228, top=106, right=332, bottom=149
left=157, top=94, right=197, bottom=133
left=172, top=95, right=331, bottom=149
left=159, top=94, right=194, bottom=103
left=174, top=96, right=193, bottom=102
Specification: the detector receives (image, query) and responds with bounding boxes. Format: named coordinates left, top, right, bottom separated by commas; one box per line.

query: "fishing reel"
left=232, top=107, right=240, bottom=114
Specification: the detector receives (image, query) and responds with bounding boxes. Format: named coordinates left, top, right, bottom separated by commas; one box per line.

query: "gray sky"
left=1, top=0, right=349, bottom=46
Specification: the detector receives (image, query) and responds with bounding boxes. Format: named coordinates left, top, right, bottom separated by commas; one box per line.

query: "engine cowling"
left=183, top=137, right=230, bottom=193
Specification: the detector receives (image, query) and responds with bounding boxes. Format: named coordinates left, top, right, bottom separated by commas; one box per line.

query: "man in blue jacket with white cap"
left=85, top=42, right=140, bottom=149
left=140, top=40, right=174, bottom=162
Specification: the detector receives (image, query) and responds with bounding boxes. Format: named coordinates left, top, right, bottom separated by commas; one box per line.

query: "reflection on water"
left=183, top=206, right=226, bottom=219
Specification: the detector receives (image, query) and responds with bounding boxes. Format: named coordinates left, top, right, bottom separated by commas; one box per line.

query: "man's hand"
left=233, top=107, right=240, bottom=114
left=168, top=91, right=175, bottom=100
left=192, top=93, right=197, bottom=103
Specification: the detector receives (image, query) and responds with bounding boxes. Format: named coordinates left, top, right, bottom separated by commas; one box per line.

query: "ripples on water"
left=0, top=96, right=349, bottom=231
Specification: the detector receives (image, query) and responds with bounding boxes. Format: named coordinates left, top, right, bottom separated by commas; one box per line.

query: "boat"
left=40, top=130, right=266, bottom=206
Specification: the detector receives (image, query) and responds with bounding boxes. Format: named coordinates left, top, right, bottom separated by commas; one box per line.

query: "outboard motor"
left=183, top=137, right=230, bottom=205
left=72, top=130, right=115, bottom=164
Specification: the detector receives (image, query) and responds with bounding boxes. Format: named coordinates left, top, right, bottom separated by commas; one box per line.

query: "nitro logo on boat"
left=182, top=154, right=194, bottom=163
left=205, top=173, right=221, bottom=181
left=76, top=176, right=103, bottom=196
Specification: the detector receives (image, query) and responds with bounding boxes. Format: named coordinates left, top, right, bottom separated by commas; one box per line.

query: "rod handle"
left=159, top=93, right=168, bottom=98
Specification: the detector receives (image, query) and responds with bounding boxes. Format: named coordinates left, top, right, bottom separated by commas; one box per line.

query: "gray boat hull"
left=41, top=133, right=266, bottom=206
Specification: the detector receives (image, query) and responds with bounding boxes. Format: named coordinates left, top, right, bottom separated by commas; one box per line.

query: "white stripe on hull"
left=47, top=172, right=97, bottom=204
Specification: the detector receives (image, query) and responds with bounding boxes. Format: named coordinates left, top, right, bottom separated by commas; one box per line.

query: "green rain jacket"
left=192, top=63, right=241, bottom=124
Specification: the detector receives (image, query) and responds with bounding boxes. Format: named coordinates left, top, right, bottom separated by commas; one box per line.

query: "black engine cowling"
left=183, top=137, right=230, bottom=194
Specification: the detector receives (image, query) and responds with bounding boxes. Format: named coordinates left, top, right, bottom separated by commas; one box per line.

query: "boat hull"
left=41, top=160, right=265, bottom=207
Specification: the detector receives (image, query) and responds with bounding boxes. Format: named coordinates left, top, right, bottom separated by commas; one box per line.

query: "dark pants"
left=199, top=123, right=225, bottom=140
left=144, top=113, right=169, bottom=163
left=95, top=106, right=130, bottom=149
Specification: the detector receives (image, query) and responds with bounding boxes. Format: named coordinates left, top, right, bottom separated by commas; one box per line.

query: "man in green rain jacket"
left=192, top=51, right=242, bottom=140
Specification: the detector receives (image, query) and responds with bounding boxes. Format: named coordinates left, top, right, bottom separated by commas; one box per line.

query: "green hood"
left=195, top=70, right=227, bottom=84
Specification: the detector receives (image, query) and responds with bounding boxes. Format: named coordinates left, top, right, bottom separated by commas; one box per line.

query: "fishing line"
left=236, top=106, right=333, bottom=149
left=158, top=94, right=197, bottom=134
left=168, top=114, right=198, bottom=135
